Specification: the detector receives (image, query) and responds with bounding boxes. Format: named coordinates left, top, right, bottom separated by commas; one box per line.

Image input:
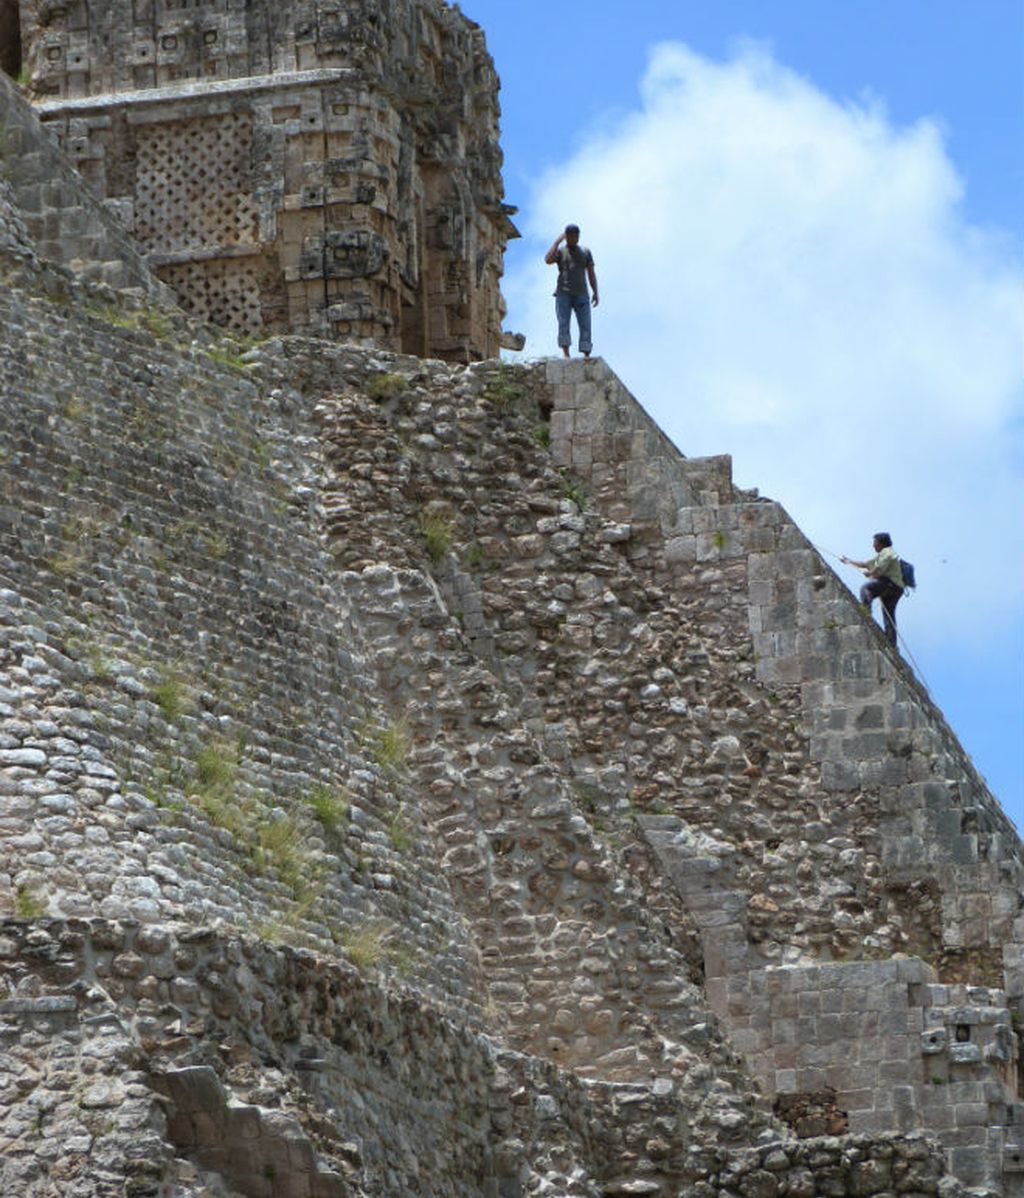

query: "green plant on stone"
left=559, top=469, right=586, bottom=510
left=711, top=529, right=728, bottom=550
left=533, top=422, right=551, bottom=448
left=87, top=302, right=172, bottom=340
left=289, top=875, right=325, bottom=919
left=194, top=739, right=239, bottom=793
left=482, top=363, right=526, bottom=409
left=189, top=738, right=246, bottom=838
left=253, top=812, right=313, bottom=895
left=166, top=516, right=200, bottom=545
left=142, top=309, right=172, bottom=339
left=143, top=782, right=181, bottom=814
left=200, top=529, right=229, bottom=559
left=369, top=718, right=410, bottom=772
left=418, top=505, right=454, bottom=564
left=191, top=790, right=248, bottom=841
left=388, top=945, right=416, bottom=979
left=150, top=669, right=193, bottom=722
left=205, top=343, right=252, bottom=373
left=340, top=920, right=391, bottom=970
left=48, top=515, right=98, bottom=576
left=14, top=883, right=46, bottom=919
left=306, top=783, right=349, bottom=834
left=365, top=372, right=407, bottom=402
left=388, top=809, right=413, bottom=853
left=463, top=540, right=485, bottom=569
left=48, top=547, right=86, bottom=577
left=84, top=646, right=113, bottom=685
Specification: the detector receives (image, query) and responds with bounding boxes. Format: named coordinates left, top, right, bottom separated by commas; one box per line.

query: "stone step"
left=157, top=1066, right=347, bottom=1198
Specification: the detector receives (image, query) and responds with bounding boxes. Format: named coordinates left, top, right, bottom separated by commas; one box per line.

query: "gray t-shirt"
left=554, top=245, right=594, bottom=297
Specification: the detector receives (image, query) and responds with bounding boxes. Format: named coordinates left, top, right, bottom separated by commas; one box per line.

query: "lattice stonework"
left=134, top=113, right=259, bottom=254
left=158, top=256, right=266, bottom=336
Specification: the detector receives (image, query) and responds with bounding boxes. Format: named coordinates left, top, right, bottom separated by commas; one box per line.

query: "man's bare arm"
left=544, top=233, right=565, bottom=264
left=588, top=262, right=599, bottom=306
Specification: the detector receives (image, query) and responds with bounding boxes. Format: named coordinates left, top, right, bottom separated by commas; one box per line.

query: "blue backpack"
left=900, top=559, right=916, bottom=591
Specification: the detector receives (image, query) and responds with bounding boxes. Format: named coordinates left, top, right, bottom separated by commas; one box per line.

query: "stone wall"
left=0, top=240, right=1019, bottom=1192
left=535, top=358, right=1024, bottom=1194
left=14, top=0, right=518, bottom=359
left=718, top=957, right=1018, bottom=1191
left=2, top=2, right=1020, bottom=1191
left=0, top=256, right=490, bottom=1014
left=0, top=171, right=32, bottom=254
left=0, top=68, right=168, bottom=293
left=0, top=917, right=625, bottom=1197
left=0, top=917, right=969, bottom=1198
left=0, top=255, right=770, bottom=1192
left=534, top=358, right=1024, bottom=981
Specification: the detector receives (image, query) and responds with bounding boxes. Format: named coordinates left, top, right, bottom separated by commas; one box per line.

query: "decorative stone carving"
left=14, top=0, right=519, bottom=359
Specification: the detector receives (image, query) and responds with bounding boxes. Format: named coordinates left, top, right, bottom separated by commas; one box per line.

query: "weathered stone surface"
left=17, top=0, right=518, bottom=360
left=0, top=6, right=1019, bottom=1196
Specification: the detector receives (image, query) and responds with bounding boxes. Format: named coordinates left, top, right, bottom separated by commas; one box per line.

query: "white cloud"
left=503, top=40, right=1024, bottom=651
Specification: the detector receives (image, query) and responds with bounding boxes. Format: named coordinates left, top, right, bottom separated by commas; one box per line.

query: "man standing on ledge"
left=545, top=224, right=599, bottom=359
left=840, top=532, right=905, bottom=646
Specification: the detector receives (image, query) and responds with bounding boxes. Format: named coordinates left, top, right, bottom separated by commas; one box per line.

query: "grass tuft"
left=418, top=506, right=454, bottom=564
left=370, top=719, right=410, bottom=773
left=482, top=364, right=526, bottom=409
left=14, top=883, right=46, bottom=919
left=388, top=810, right=413, bottom=853
left=340, top=921, right=391, bottom=970
left=560, top=470, right=586, bottom=510
left=306, top=784, right=349, bottom=834
left=365, top=372, right=407, bottom=402
left=195, top=740, right=238, bottom=793
left=151, top=670, right=192, bottom=722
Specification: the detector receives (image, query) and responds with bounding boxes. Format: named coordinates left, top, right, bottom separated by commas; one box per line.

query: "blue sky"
left=470, top=1, right=1024, bottom=828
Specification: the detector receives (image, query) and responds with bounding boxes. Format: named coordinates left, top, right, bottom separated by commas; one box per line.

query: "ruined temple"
left=1, top=4, right=1023, bottom=1197
left=4, top=0, right=518, bottom=358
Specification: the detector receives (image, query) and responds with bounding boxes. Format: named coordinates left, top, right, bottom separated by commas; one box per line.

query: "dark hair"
left=565, top=223, right=580, bottom=235
left=873, top=532, right=892, bottom=548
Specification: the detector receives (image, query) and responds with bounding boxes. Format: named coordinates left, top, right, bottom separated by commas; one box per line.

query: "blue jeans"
left=860, top=577, right=902, bottom=645
left=555, top=292, right=592, bottom=355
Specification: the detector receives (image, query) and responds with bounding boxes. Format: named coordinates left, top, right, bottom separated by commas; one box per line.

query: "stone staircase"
left=156, top=1066, right=349, bottom=1198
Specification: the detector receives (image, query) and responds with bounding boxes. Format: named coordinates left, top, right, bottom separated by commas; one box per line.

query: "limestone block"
left=1004, top=1143, right=1024, bottom=1173
left=949, top=1043, right=981, bottom=1065
left=921, top=1029, right=948, bottom=1054
left=161, top=1065, right=228, bottom=1114
left=948, top=1145, right=990, bottom=1185
left=665, top=536, right=697, bottom=564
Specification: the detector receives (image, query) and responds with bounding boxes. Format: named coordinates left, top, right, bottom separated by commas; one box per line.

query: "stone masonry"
left=9, top=0, right=519, bottom=358
left=0, top=237, right=977, bottom=1195
left=2, top=10, right=1023, bottom=1197
left=0, top=68, right=169, bottom=294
